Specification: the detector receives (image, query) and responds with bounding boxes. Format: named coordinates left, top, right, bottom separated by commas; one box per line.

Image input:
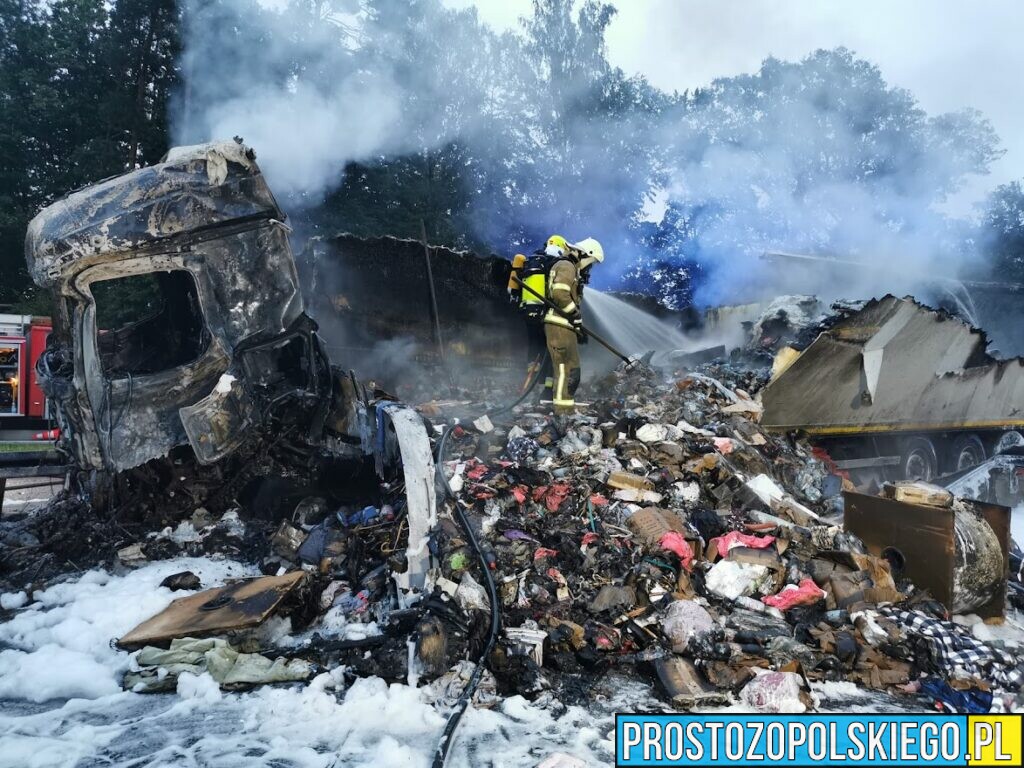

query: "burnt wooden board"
left=117, top=571, right=306, bottom=649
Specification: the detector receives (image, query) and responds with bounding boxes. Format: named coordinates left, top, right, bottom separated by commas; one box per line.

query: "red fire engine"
left=0, top=313, right=53, bottom=430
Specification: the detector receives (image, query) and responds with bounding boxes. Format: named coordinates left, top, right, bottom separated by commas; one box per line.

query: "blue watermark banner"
left=615, top=713, right=1022, bottom=766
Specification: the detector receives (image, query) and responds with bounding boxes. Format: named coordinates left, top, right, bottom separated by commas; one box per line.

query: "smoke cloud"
left=172, top=1, right=1007, bottom=334
left=652, top=51, right=1002, bottom=311
left=199, top=77, right=405, bottom=199
left=173, top=0, right=489, bottom=201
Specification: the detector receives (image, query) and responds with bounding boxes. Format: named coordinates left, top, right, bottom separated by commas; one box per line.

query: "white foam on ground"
left=0, top=558, right=254, bottom=703
left=1, top=591, right=28, bottom=610
left=6, top=555, right=1011, bottom=767
left=0, top=557, right=614, bottom=768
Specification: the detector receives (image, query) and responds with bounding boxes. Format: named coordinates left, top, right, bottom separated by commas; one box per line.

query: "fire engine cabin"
left=0, top=313, right=52, bottom=427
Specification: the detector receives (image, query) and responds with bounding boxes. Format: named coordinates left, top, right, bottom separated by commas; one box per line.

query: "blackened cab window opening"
left=92, top=271, right=210, bottom=377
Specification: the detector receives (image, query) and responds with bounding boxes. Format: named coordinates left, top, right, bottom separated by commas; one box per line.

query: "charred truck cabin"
left=17, top=140, right=438, bottom=598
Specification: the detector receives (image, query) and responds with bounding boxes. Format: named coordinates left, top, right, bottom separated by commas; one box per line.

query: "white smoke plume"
left=172, top=1, right=1007, bottom=333
left=173, top=0, right=492, bottom=201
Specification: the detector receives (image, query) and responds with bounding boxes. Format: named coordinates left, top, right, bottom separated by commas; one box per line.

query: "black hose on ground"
left=430, top=424, right=500, bottom=768
left=491, top=351, right=548, bottom=417
left=429, top=353, right=547, bottom=768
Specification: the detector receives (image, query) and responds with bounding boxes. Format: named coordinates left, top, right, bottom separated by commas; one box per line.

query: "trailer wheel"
left=995, top=430, right=1024, bottom=455
left=950, top=433, right=985, bottom=472
left=900, top=438, right=937, bottom=482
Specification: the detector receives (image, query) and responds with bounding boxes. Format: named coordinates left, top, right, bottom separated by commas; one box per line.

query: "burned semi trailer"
left=22, top=141, right=437, bottom=583
left=306, top=233, right=525, bottom=373
left=761, top=295, right=1024, bottom=484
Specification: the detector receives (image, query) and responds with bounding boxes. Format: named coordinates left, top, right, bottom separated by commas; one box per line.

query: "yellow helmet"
left=544, top=234, right=568, bottom=258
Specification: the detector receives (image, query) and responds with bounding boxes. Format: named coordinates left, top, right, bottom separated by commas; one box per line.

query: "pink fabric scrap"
left=658, top=531, right=694, bottom=572
left=713, top=437, right=735, bottom=454
left=761, top=578, right=826, bottom=611
left=532, top=483, right=572, bottom=512
left=710, top=530, right=777, bottom=555
left=467, top=463, right=489, bottom=481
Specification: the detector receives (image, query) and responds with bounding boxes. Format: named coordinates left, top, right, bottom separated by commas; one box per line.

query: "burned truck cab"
left=24, top=143, right=436, bottom=587
left=25, top=141, right=315, bottom=471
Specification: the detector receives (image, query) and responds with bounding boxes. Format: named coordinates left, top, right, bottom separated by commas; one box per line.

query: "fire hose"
left=511, top=275, right=636, bottom=367
left=430, top=273, right=637, bottom=763
left=428, top=355, right=548, bottom=767
left=430, top=422, right=499, bottom=768
left=430, top=277, right=637, bottom=763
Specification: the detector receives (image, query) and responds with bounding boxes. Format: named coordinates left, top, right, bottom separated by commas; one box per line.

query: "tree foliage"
left=0, top=0, right=178, bottom=307
left=981, top=181, right=1024, bottom=283
left=0, top=0, right=1018, bottom=312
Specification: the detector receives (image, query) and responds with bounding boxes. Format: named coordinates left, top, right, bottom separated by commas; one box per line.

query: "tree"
left=0, top=0, right=181, bottom=308
left=0, top=3, right=1009, bottom=315
left=980, top=181, right=1024, bottom=283
left=648, top=48, right=1002, bottom=305
left=0, top=0, right=59, bottom=304
left=469, top=0, right=666, bottom=265
left=105, top=0, right=180, bottom=169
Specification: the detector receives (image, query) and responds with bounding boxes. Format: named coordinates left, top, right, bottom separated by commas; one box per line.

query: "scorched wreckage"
left=9, top=142, right=440, bottom=591
left=26, top=140, right=395, bottom=476
left=3, top=139, right=1024, bottom=766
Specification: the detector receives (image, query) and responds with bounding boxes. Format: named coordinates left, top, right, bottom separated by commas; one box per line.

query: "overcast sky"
left=444, top=0, right=1024, bottom=214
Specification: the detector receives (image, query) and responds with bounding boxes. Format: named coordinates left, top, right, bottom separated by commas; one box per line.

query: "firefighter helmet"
left=545, top=234, right=568, bottom=258
left=574, top=237, right=604, bottom=270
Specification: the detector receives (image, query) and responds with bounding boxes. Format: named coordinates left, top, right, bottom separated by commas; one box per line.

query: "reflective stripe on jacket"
left=544, top=258, right=579, bottom=327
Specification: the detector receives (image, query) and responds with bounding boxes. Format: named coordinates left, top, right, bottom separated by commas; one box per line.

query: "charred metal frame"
left=22, top=141, right=438, bottom=591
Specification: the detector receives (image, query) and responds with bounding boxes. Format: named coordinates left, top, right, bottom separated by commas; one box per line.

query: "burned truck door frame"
left=72, top=254, right=232, bottom=471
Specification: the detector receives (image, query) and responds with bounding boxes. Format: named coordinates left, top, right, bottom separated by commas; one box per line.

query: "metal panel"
left=27, top=323, right=51, bottom=418
left=844, top=491, right=1009, bottom=619
left=762, top=296, right=1024, bottom=435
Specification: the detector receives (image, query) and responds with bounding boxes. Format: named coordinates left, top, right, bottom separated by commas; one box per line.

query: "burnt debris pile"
left=431, top=356, right=1024, bottom=715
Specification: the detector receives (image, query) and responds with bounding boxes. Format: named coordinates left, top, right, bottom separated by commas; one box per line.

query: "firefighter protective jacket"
left=544, top=258, right=580, bottom=329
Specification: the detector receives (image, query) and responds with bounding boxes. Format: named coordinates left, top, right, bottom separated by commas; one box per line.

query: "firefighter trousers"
left=544, top=322, right=581, bottom=414
left=526, top=317, right=554, bottom=397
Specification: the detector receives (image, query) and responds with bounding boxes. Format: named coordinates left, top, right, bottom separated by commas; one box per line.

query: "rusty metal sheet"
left=761, top=296, right=1024, bottom=435
left=117, top=571, right=306, bottom=649
left=843, top=491, right=1009, bottom=619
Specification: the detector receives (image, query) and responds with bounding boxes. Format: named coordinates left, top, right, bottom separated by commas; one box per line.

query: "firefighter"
left=544, top=236, right=603, bottom=415
left=509, top=236, right=569, bottom=399
left=572, top=237, right=605, bottom=282
left=508, top=251, right=548, bottom=395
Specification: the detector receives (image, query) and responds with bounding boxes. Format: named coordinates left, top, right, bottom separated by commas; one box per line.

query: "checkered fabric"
left=882, top=608, right=1024, bottom=690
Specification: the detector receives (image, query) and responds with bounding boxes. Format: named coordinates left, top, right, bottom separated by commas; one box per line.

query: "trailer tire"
left=900, top=438, right=938, bottom=482
left=995, top=430, right=1024, bottom=455
left=950, top=433, right=985, bottom=472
